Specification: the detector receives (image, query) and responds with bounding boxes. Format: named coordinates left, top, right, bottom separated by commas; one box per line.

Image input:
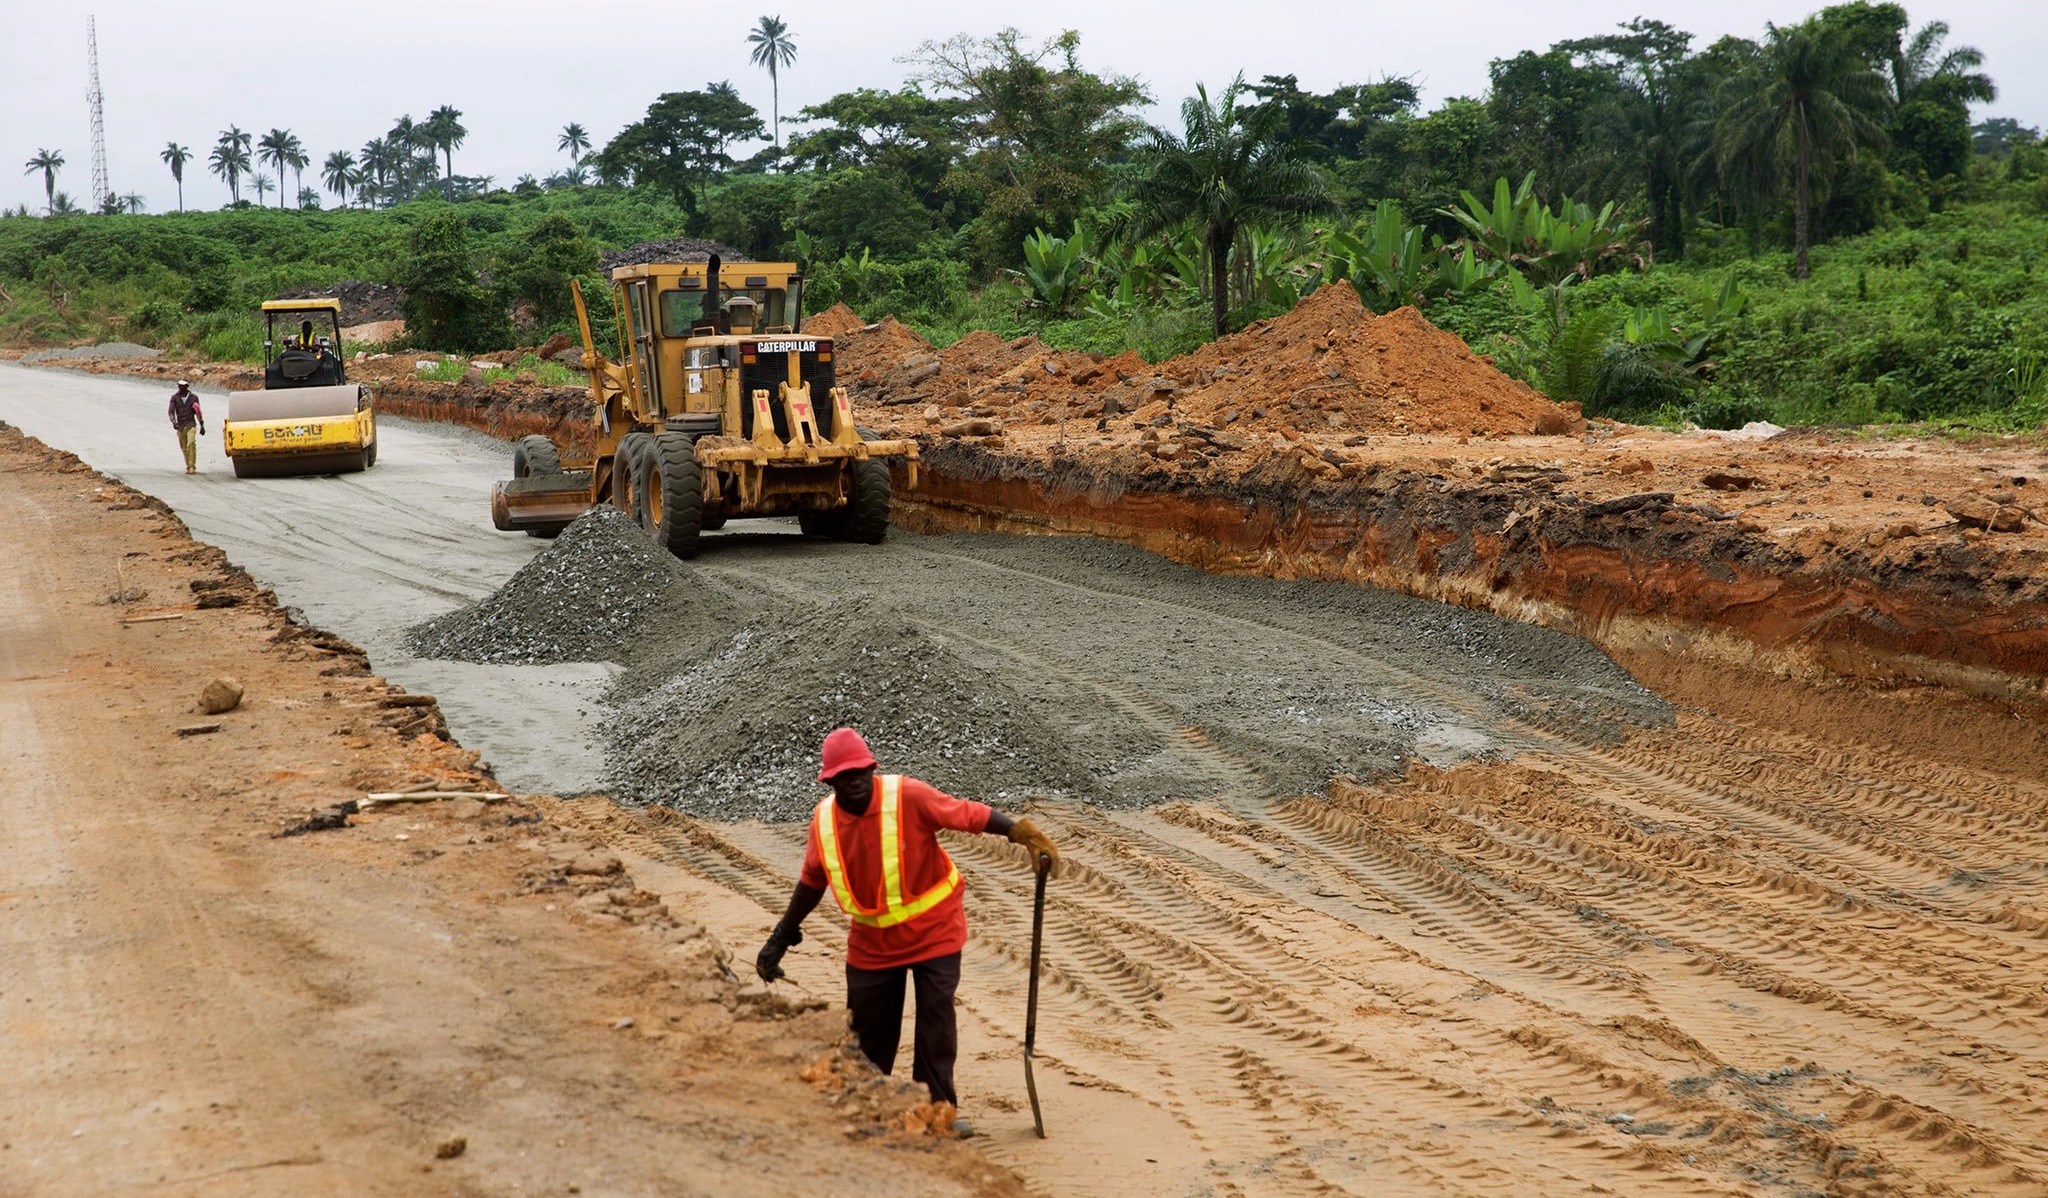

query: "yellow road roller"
left=222, top=298, right=378, bottom=478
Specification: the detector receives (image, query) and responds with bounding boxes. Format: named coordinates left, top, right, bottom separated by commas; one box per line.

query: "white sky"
left=2, top=1, right=2039, bottom=213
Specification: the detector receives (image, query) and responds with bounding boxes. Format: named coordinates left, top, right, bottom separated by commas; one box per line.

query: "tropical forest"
left=4, top=3, right=2044, bottom=432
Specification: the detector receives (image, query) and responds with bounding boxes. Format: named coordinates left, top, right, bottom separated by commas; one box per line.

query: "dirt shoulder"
left=0, top=423, right=1024, bottom=1197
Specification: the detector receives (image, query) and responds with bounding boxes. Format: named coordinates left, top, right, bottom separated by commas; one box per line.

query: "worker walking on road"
left=168, top=380, right=204, bottom=475
left=757, top=727, right=1059, bottom=1115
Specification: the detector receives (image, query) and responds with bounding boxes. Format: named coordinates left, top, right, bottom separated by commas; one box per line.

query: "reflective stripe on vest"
left=815, top=774, right=963, bottom=929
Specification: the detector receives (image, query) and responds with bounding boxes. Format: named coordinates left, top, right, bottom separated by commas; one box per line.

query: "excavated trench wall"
left=893, top=441, right=2048, bottom=706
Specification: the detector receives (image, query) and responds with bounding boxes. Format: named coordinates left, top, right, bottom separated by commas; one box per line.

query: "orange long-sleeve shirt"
left=800, top=775, right=992, bottom=970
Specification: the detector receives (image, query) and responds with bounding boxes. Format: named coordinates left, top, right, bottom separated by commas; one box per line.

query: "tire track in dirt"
left=520, top=531, right=2043, bottom=1194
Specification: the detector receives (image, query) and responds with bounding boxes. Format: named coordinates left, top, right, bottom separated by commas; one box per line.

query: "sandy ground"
left=7, top=363, right=2048, bottom=1196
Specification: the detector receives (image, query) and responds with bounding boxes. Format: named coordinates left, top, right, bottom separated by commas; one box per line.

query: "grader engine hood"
left=737, top=336, right=834, bottom=403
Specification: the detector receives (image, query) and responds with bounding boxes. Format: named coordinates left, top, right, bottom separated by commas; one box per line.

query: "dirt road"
left=8, top=364, right=2048, bottom=1196
left=0, top=362, right=612, bottom=795
left=0, top=424, right=1024, bottom=1197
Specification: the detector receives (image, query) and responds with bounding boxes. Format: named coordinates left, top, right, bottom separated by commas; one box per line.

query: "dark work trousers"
left=844, top=951, right=962, bottom=1105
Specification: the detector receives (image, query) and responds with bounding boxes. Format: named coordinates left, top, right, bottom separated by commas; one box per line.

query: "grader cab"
left=490, top=255, right=917, bottom=556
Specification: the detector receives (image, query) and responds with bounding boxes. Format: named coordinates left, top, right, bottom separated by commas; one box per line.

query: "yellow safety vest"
left=815, top=775, right=962, bottom=929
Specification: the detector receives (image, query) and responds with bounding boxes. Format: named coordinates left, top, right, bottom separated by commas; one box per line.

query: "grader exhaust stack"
left=489, top=257, right=916, bottom=556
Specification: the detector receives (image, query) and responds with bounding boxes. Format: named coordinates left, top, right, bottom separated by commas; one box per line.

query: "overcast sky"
left=2, top=1, right=2039, bottom=214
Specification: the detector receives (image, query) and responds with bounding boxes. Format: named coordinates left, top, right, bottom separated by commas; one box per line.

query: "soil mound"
left=805, top=303, right=865, bottom=337
left=1166, top=285, right=1578, bottom=437
left=403, top=507, right=687, bottom=664
left=837, top=282, right=1580, bottom=438
left=601, top=604, right=1095, bottom=821
left=599, top=239, right=751, bottom=271
left=274, top=281, right=405, bottom=325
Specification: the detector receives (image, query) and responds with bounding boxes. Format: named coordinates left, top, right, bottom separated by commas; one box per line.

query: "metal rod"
left=1025, top=851, right=1050, bottom=1139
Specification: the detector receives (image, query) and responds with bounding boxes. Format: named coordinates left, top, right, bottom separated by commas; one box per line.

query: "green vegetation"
left=3, top=3, right=2042, bottom=431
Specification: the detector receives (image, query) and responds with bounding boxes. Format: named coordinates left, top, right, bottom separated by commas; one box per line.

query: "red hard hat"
left=818, top=727, right=878, bottom=782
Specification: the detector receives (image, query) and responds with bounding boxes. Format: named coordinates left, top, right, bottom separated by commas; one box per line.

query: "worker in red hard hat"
left=756, top=726, right=1059, bottom=1116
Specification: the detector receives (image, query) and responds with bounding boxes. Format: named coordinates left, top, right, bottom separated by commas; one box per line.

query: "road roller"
left=221, top=298, right=378, bottom=478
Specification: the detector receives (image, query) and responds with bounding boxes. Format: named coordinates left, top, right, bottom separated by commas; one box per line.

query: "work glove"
left=1006, top=817, right=1059, bottom=869
left=754, top=922, right=803, bottom=983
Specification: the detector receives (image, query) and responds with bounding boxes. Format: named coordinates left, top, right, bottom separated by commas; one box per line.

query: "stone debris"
left=197, top=677, right=244, bottom=714
left=601, top=603, right=1095, bottom=822
left=21, top=342, right=162, bottom=363
left=403, top=507, right=691, bottom=664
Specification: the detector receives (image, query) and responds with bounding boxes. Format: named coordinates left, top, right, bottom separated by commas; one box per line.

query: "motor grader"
left=490, top=255, right=916, bottom=556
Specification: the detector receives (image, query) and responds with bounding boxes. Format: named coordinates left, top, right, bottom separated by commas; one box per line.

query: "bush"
left=394, top=211, right=509, bottom=351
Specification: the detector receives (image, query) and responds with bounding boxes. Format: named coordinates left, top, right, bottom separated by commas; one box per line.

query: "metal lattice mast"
left=88, top=16, right=109, bottom=211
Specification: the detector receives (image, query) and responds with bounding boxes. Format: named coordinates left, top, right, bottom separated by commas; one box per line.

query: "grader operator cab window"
left=657, top=287, right=790, bottom=336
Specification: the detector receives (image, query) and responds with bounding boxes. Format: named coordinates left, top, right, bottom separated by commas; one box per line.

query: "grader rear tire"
left=512, top=435, right=560, bottom=478
left=640, top=432, right=703, bottom=558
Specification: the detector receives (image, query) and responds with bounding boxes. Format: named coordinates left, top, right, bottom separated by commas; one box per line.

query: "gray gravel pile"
left=600, top=603, right=1100, bottom=821
left=22, top=342, right=162, bottom=362
left=599, top=238, right=751, bottom=271
left=273, top=281, right=405, bottom=324
left=404, top=506, right=691, bottom=664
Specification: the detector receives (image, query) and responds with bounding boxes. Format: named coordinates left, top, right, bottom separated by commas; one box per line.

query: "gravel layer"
left=603, top=603, right=1099, bottom=821
left=22, top=342, right=162, bottom=362
left=408, top=522, right=1670, bottom=820
left=404, top=507, right=688, bottom=664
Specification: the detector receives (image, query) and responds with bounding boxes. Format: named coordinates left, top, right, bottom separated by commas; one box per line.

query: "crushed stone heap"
left=600, top=602, right=1100, bottom=822
left=403, top=507, right=687, bottom=665
left=599, top=238, right=751, bottom=271
left=836, top=282, right=1581, bottom=439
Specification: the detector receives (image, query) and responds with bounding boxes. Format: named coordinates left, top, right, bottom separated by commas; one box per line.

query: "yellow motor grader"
left=490, top=255, right=916, bottom=556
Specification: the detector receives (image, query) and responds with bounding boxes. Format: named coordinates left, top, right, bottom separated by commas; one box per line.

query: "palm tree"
left=120, top=192, right=147, bottom=214
left=425, top=105, right=467, bottom=196
left=258, top=129, right=304, bottom=210
left=1891, top=20, right=1996, bottom=109
left=1716, top=19, right=1891, bottom=278
left=287, top=144, right=310, bottom=205
left=558, top=121, right=590, bottom=165
left=1124, top=76, right=1338, bottom=337
left=387, top=115, right=423, bottom=201
left=160, top=142, right=191, bottom=211
left=359, top=137, right=393, bottom=205
left=747, top=15, right=798, bottom=152
left=251, top=174, right=273, bottom=205
left=22, top=148, right=64, bottom=214
left=322, top=150, right=357, bottom=207
left=212, top=126, right=252, bottom=203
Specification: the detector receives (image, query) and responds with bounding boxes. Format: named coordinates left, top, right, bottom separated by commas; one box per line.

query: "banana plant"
left=1443, top=174, right=1648, bottom=285
left=1435, top=241, right=1500, bottom=295
left=1323, top=200, right=1440, bottom=312
left=1233, top=226, right=1310, bottom=312
left=834, top=247, right=889, bottom=307
left=1014, top=223, right=1095, bottom=315
left=1442, top=172, right=1542, bottom=267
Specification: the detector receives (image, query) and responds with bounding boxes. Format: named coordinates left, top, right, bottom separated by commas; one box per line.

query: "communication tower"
left=88, top=16, right=110, bottom=211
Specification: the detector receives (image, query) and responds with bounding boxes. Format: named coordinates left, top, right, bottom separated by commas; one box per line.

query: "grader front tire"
left=644, top=432, right=704, bottom=559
